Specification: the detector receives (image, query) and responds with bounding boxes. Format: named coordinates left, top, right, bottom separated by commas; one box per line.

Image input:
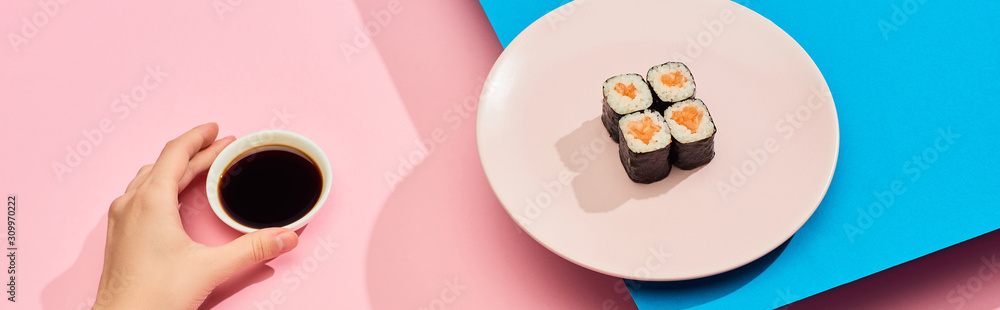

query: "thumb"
left=213, top=228, right=299, bottom=274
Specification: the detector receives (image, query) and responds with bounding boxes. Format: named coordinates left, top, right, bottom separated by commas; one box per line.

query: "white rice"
left=618, top=110, right=671, bottom=153
left=646, top=62, right=695, bottom=103
left=664, top=98, right=715, bottom=143
left=603, top=73, right=653, bottom=115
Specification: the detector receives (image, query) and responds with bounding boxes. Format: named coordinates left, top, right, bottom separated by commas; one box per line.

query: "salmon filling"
left=672, top=105, right=703, bottom=134
left=627, top=116, right=661, bottom=144
left=659, top=71, right=687, bottom=88
left=614, top=82, right=638, bottom=99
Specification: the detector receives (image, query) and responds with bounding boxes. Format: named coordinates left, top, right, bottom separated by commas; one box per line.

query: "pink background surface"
left=0, top=0, right=997, bottom=309
left=0, top=0, right=635, bottom=309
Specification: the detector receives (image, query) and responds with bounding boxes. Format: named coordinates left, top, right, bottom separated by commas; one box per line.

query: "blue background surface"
left=477, top=0, right=1000, bottom=308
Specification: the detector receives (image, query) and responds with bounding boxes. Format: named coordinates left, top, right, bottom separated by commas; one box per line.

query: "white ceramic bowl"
left=206, top=130, right=332, bottom=233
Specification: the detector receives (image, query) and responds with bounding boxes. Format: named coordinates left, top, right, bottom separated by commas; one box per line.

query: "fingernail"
left=275, top=230, right=298, bottom=253
left=224, top=135, right=236, bottom=141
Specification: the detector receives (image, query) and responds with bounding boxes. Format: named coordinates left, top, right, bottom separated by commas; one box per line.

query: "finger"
left=149, top=123, right=219, bottom=189
left=177, top=136, right=236, bottom=191
left=209, top=228, right=299, bottom=278
left=125, top=164, right=154, bottom=194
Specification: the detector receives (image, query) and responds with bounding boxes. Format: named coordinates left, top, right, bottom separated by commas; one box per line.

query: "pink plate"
left=476, top=0, right=839, bottom=280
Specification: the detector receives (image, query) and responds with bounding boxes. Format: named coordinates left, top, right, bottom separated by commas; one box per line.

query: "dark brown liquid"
left=218, top=147, right=322, bottom=229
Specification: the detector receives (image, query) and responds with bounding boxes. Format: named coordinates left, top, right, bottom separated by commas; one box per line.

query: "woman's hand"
left=94, top=123, right=300, bottom=309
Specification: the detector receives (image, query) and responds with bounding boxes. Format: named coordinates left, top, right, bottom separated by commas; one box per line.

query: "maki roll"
left=664, top=98, right=716, bottom=170
left=602, top=73, right=653, bottom=143
left=646, top=62, right=696, bottom=112
left=618, top=110, right=672, bottom=183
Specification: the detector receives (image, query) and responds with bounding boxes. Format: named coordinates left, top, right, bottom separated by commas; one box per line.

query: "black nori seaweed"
left=671, top=133, right=715, bottom=170
left=649, top=98, right=674, bottom=115
left=601, top=97, right=623, bottom=143
left=618, top=124, right=671, bottom=184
